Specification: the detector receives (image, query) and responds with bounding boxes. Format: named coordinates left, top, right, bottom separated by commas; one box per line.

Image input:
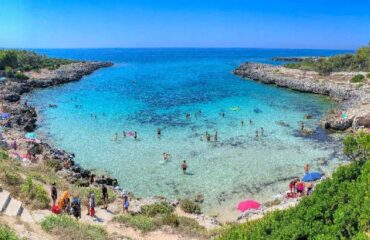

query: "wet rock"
left=304, top=114, right=313, bottom=119
left=4, top=93, right=20, bottom=102
left=300, top=128, right=314, bottom=136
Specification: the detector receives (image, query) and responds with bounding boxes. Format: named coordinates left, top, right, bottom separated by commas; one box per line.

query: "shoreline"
left=0, top=59, right=356, bottom=225
left=233, top=62, right=370, bottom=131
left=0, top=61, right=118, bottom=188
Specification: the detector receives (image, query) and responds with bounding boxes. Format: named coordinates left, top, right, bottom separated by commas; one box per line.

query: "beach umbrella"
left=25, top=132, right=37, bottom=139
left=302, top=171, right=322, bottom=182
left=237, top=200, right=261, bottom=212
left=0, top=113, right=11, bottom=119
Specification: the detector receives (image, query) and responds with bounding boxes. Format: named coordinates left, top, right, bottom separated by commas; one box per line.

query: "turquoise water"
left=27, top=49, right=348, bottom=215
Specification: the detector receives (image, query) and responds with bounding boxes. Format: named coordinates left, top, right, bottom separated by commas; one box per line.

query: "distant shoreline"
left=233, top=62, right=370, bottom=131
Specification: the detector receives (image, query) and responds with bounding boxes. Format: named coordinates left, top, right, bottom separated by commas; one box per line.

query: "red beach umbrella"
left=237, top=200, right=261, bottom=212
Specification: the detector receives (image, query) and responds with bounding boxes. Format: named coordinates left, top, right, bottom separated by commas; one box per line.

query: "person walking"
left=89, top=192, right=96, bottom=217
left=51, top=183, right=57, bottom=206
left=181, top=160, right=188, bottom=175
left=123, top=195, right=129, bottom=214
left=102, top=184, right=108, bottom=210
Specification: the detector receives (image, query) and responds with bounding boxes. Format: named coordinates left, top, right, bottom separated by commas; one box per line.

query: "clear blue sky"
left=1, top=0, right=369, bottom=49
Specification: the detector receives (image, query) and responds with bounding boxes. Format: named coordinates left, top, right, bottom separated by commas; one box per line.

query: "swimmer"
left=241, top=120, right=244, bottom=127
left=114, top=133, right=118, bottom=142
left=255, top=130, right=259, bottom=139
left=221, top=112, right=225, bottom=117
left=214, top=131, right=218, bottom=141
left=163, top=152, right=170, bottom=161
left=261, top=127, right=264, bottom=137
left=301, top=122, right=305, bottom=131
left=123, top=131, right=126, bottom=138
left=249, top=119, right=252, bottom=125
left=185, top=113, right=190, bottom=119
left=206, top=133, right=211, bottom=142
left=157, top=128, right=161, bottom=138
left=134, top=131, right=137, bottom=140
left=181, top=160, right=188, bottom=175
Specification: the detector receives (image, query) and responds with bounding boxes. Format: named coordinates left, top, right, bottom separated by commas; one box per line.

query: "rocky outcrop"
left=234, top=62, right=370, bottom=131
left=0, top=61, right=117, bottom=186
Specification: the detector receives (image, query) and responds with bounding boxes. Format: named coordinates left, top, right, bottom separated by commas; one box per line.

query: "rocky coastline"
left=0, top=61, right=118, bottom=187
left=233, top=62, right=370, bottom=131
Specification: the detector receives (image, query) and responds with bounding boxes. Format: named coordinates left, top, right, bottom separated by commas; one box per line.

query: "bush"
left=0, top=225, right=22, bottom=240
left=14, top=71, right=29, bottom=80
left=41, top=214, right=107, bottom=240
left=42, top=159, right=62, bottom=171
left=180, top=199, right=201, bottom=214
left=177, top=216, right=206, bottom=237
left=141, top=202, right=174, bottom=217
left=351, top=74, right=365, bottom=83
left=2, top=170, right=22, bottom=186
left=4, top=66, right=14, bottom=77
left=367, top=73, right=370, bottom=78
left=114, top=214, right=156, bottom=232
left=20, top=177, right=49, bottom=209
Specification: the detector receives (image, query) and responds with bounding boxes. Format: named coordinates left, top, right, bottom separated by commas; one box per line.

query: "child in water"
left=181, top=160, right=188, bottom=175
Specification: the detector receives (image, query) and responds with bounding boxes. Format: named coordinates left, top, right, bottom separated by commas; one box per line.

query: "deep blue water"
left=26, top=48, right=348, bottom=216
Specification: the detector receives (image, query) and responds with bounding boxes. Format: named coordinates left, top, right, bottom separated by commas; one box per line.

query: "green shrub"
left=114, top=214, right=156, bottom=232
left=141, top=202, right=174, bottom=217
left=351, top=74, right=365, bottom=83
left=14, top=71, right=29, bottom=80
left=0, top=225, right=22, bottom=240
left=177, top=216, right=206, bottom=237
left=367, top=73, right=370, bottom=78
left=180, top=199, right=201, bottom=214
left=42, top=159, right=62, bottom=171
left=20, top=177, right=49, bottom=209
left=41, top=214, right=107, bottom=240
left=2, top=170, right=22, bottom=186
left=159, top=213, right=179, bottom=227
left=4, top=66, right=14, bottom=77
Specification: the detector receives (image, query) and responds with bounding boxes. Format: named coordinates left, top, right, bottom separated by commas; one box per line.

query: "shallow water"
left=26, top=48, right=349, bottom=215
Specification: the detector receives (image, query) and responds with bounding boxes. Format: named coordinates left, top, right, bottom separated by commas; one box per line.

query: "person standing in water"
left=157, top=128, right=161, bottom=138
left=241, top=120, right=244, bottom=127
left=114, top=133, right=118, bottom=142
left=214, top=131, right=218, bottom=141
left=260, top=127, right=264, bottom=137
left=301, top=122, right=305, bottom=131
left=123, top=131, right=126, bottom=138
left=181, top=161, right=188, bottom=175
left=134, top=131, right=137, bottom=140
left=255, top=130, right=259, bottom=139
left=249, top=119, right=252, bottom=126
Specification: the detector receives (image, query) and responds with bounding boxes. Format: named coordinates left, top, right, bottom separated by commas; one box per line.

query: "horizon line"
left=0, top=46, right=355, bottom=51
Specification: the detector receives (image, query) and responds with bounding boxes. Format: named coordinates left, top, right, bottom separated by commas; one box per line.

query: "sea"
left=25, top=48, right=350, bottom=218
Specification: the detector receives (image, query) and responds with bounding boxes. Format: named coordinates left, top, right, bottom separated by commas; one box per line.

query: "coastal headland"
left=234, top=62, right=370, bottom=131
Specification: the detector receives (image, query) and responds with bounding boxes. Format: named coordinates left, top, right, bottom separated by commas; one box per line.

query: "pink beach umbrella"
left=237, top=200, right=261, bottom=212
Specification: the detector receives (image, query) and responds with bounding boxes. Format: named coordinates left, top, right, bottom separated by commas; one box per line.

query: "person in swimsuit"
left=123, top=131, right=126, bottom=138
left=134, top=131, right=137, bottom=140
left=249, top=119, right=252, bottom=125
left=163, top=152, right=170, bottom=161
left=261, top=127, right=264, bottom=137
left=241, top=120, right=244, bottom=127
left=181, top=160, right=188, bottom=175
left=114, top=133, right=118, bottom=142
left=157, top=128, right=161, bottom=138
left=214, top=131, right=218, bottom=141
left=255, top=130, right=259, bottom=139
left=101, top=184, right=108, bottom=210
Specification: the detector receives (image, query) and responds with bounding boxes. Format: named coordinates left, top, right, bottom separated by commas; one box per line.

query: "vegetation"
left=285, top=42, right=370, bottom=75
left=41, top=214, right=107, bottom=240
left=0, top=225, right=23, bottom=240
left=367, top=73, right=370, bottom=78
left=217, top=131, right=370, bottom=240
left=20, top=177, right=50, bottom=209
left=351, top=74, right=366, bottom=83
left=179, top=199, right=201, bottom=214
left=0, top=49, right=74, bottom=79
left=113, top=202, right=207, bottom=237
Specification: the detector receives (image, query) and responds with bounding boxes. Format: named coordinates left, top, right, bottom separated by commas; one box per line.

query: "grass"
left=179, top=199, right=201, bottom=214
left=0, top=225, right=23, bottom=240
left=41, top=214, right=107, bottom=240
left=351, top=74, right=366, bottom=83
left=114, top=215, right=156, bottom=232
left=20, top=177, right=50, bottom=209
